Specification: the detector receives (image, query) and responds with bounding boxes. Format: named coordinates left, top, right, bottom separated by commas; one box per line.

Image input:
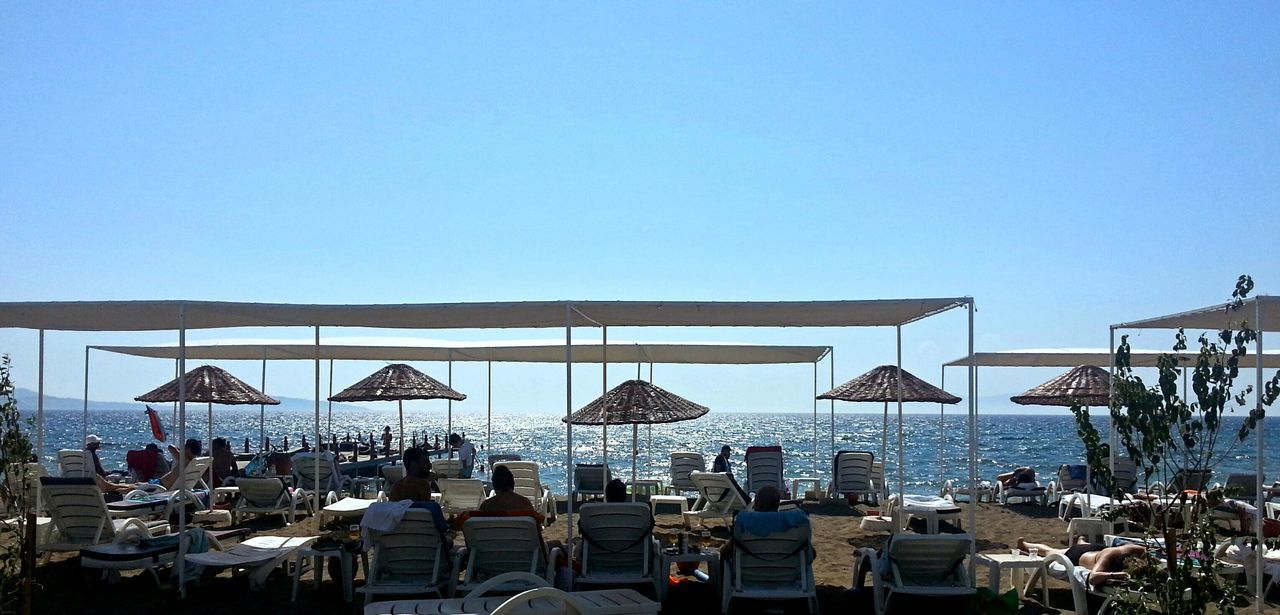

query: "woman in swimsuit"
left=1017, top=537, right=1145, bottom=587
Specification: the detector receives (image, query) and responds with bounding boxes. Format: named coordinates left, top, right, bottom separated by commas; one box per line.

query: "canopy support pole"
left=829, top=347, right=835, bottom=469
left=648, top=362, right=653, bottom=475
left=447, top=351, right=453, bottom=454
left=37, top=330, right=44, bottom=457
left=398, top=399, right=405, bottom=456
left=260, top=353, right=267, bottom=451
left=206, top=402, right=214, bottom=491
left=487, top=361, right=492, bottom=453
left=895, top=325, right=905, bottom=510
left=602, top=326, right=608, bottom=472
left=1108, top=327, right=1116, bottom=477
left=967, top=300, right=978, bottom=578
left=82, top=344, right=89, bottom=451
left=631, top=423, right=638, bottom=502
left=880, top=401, right=888, bottom=495
left=176, top=306, right=188, bottom=597
left=327, top=359, right=333, bottom=442
left=565, top=305, right=574, bottom=544
left=313, top=326, right=321, bottom=530
left=812, top=361, right=818, bottom=467
left=1255, top=301, right=1264, bottom=612
left=939, top=366, right=945, bottom=490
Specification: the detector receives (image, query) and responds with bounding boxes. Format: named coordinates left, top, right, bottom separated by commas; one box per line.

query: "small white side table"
left=791, top=478, right=824, bottom=500
left=660, top=550, right=720, bottom=601
left=974, top=552, right=1048, bottom=601
left=291, top=543, right=368, bottom=603
left=650, top=494, right=690, bottom=515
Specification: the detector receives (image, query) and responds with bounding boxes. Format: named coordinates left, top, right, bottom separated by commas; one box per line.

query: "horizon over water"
left=24, top=407, right=1280, bottom=496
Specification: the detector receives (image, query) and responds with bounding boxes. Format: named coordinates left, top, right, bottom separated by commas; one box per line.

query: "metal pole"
left=313, top=326, right=321, bottom=529
left=895, top=325, right=905, bottom=505
left=206, top=402, right=213, bottom=491
left=967, top=301, right=977, bottom=576
left=565, top=306, right=574, bottom=543
left=602, top=326, right=608, bottom=472
left=447, top=352, right=453, bottom=448
left=1255, top=300, right=1264, bottom=611
left=398, top=399, right=404, bottom=455
left=176, top=306, right=188, bottom=596
left=1108, top=327, right=1116, bottom=476
left=812, top=361, right=818, bottom=465
left=829, top=347, right=835, bottom=469
left=260, top=353, right=267, bottom=451
left=82, top=345, right=89, bottom=450
left=487, top=361, right=492, bottom=453
left=939, top=366, right=946, bottom=490
left=881, top=402, right=888, bottom=482
left=36, top=331, right=44, bottom=458
left=631, top=423, right=638, bottom=502
left=327, top=358, right=334, bottom=441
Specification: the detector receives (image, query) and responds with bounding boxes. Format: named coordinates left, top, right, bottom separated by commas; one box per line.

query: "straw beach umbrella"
left=819, top=365, right=960, bottom=502
left=135, top=364, right=279, bottom=488
left=328, top=363, right=466, bottom=455
left=563, top=379, right=709, bottom=495
left=1011, top=365, right=1112, bottom=490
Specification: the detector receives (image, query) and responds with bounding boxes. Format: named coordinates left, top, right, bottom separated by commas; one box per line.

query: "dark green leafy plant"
left=0, top=356, right=35, bottom=615
left=1073, top=276, right=1280, bottom=614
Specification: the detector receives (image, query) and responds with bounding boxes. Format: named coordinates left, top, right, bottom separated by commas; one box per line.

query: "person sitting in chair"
left=387, top=447, right=435, bottom=502
left=604, top=478, right=627, bottom=503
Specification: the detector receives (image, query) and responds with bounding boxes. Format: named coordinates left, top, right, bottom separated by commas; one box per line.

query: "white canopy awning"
left=1112, top=295, right=1278, bottom=332
left=0, top=298, right=969, bottom=331
left=943, top=348, right=1280, bottom=368
left=91, top=338, right=831, bottom=365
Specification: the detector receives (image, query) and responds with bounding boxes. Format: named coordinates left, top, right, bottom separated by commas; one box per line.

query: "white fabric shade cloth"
left=1113, top=295, right=1278, bottom=332
left=944, top=347, right=1280, bottom=368
left=0, top=298, right=969, bottom=331
left=90, top=338, right=830, bottom=365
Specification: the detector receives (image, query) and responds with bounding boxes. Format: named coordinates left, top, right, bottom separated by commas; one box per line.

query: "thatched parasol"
left=563, top=379, right=709, bottom=497
left=819, top=364, right=961, bottom=404
left=819, top=365, right=960, bottom=504
left=329, top=364, right=466, bottom=455
left=1010, top=365, right=1111, bottom=407
left=136, top=365, right=279, bottom=405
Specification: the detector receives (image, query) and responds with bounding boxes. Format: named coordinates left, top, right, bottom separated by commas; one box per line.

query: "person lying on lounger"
left=1017, top=536, right=1145, bottom=587
left=998, top=467, right=1036, bottom=488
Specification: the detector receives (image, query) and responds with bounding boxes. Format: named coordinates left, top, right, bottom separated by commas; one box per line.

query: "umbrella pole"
left=260, top=355, right=267, bottom=451
left=398, top=400, right=405, bottom=457
left=881, top=401, right=888, bottom=496
left=207, top=402, right=214, bottom=491
left=447, top=355, right=453, bottom=456
left=602, top=326, right=608, bottom=472
left=327, top=359, right=333, bottom=442
left=632, top=423, right=638, bottom=502
left=487, top=361, right=492, bottom=454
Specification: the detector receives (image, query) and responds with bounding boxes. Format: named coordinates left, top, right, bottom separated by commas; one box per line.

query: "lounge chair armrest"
left=464, top=571, right=550, bottom=598
left=546, top=546, right=564, bottom=583
left=853, top=547, right=881, bottom=588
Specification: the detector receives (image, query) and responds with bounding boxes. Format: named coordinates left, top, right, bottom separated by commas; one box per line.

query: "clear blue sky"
left=2, top=4, right=1277, bottom=414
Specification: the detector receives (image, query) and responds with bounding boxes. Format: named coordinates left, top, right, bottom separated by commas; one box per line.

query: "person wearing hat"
left=85, top=434, right=110, bottom=478
left=713, top=445, right=734, bottom=477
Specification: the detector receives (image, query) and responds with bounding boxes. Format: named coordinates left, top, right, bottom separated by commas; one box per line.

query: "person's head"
left=403, top=447, right=431, bottom=477
left=212, top=437, right=228, bottom=452
left=492, top=465, right=515, bottom=493
left=1205, top=487, right=1225, bottom=508
left=184, top=438, right=202, bottom=457
left=383, top=426, right=391, bottom=433
left=85, top=434, right=102, bottom=451
left=605, top=479, right=627, bottom=503
left=144, top=443, right=159, bottom=452
left=720, top=445, right=732, bottom=457
left=449, top=433, right=462, bottom=446
left=753, top=485, right=781, bottom=512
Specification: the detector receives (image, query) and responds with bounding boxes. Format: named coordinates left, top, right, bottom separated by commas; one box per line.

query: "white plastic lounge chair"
left=184, top=535, right=317, bottom=591
left=855, top=533, right=976, bottom=615
left=293, top=452, right=345, bottom=507
left=176, top=456, right=214, bottom=491
left=432, top=459, right=464, bottom=479
left=885, top=494, right=963, bottom=534
left=667, top=452, right=705, bottom=495
left=744, top=446, right=785, bottom=497
left=940, top=479, right=996, bottom=504
left=492, top=461, right=555, bottom=521
left=997, top=480, right=1047, bottom=506
left=453, top=515, right=560, bottom=595
left=438, top=479, right=486, bottom=515
left=721, top=509, right=816, bottom=614
left=828, top=451, right=878, bottom=504
left=232, top=477, right=310, bottom=525
left=57, top=450, right=93, bottom=478
left=573, top=464, right=612, bottom=502
left=870, top=462, right=886, bottom=503
left=38, top=477, right=169, bottom=555
left=1057, top=492, right=1134, bottom=521
left=1112, top=457, right=1139, bottom=494
left=5, top=462, right=48, bottom=515
left=487, top=454, right=522, bottom=467
left=1048, top=464, right=1089, bottom=504
left=319, top=495, right=383, bottom=525
left=357, top=509, right=451, bottom=605
left=575, top=503, right=662, bottom=596
left=363, top=576, right=659, bottom=614
left=683, top=471, right=749, bottom=529
left=382, top=464, right=406, bottom=484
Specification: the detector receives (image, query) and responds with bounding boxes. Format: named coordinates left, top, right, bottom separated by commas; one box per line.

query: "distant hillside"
left=13, top=388, right=373, bottom=412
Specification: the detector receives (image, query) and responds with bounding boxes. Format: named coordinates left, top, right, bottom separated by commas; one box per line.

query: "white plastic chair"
left=829, top=451, right=878, bottom=504
left=492, top=461, right=555, bottom=521
left=667, top=452, right=705, bottom=495
left=232, top=477, right=309, bottom=525
left=438, top=479, right=487, bottom=515
left=722, top=510, right=816, bottom=613
left=357, top=509, right=450, bottom=606
left=433, top=459, right=464, bottom=479
left=744, top=447, right=785, bottom=497
left=855, top=533, right=975, bottom=615
left=575, top=503, right=662, bottom=597
left=292, top=452, right=344, bottom=508
left=572, top=464, right=612, bottom=502
left=57, top=450, right=92, bottom=478
left=683, top=471, right=749, bottom=529
left=453, top=515, right=560, bottom=596
left=38, top=477, right=169, bottom=555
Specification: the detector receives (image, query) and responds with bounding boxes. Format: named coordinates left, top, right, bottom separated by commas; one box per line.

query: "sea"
left=23, top=407, right=1280, bottom=496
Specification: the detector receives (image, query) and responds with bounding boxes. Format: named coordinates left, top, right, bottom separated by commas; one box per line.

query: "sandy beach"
left=31, top=495, right=1275, bottom=615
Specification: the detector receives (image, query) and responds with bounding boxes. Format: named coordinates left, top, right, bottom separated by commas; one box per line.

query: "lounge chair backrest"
left=577, top=503, right=654, bottom=577
left=438, top=479, right=487, bottom=512
left=368, top=509, right=447, bottom=585
left=488, top=454, right=522, bottom=466
left=886, top=534, right=972, bottom=587
left=834, top=451, right=875, bottom=494
left=433, top=459, right=463, bottom=479
left=292, top=452, right=341, bottom=492
left=462, top=516, right=547, bottom=581
left=57, top=450, right=92, bottom=478
left=380, top=464, right=405, bottom=483
left=731, top=511, right=812, bottom=589
left=1171, top=469, right=1212, bottom=492
left=235, top=477, right=288, bottom=508
left=1112, top=457, right=1138, bottom=494
left=1225, top=473, right=1258, bottom=498
left=5, top=463, right=47, bottom=514
left=574, top=464, right=611, bottom=495
left=669, top=452, right=705, bottom=492
left=177, top=457, right=213, bottom=491
left=745, top=446, right=784, bottom=495
left=871, top=462, right=885, bottom=493
left=39, top=476, right=112, bottom=545
left=493, top=462, right=544, bottom=505
left=688, top=471, right=748, bottom=513
left=1057, top=465, right=1088, bottom=491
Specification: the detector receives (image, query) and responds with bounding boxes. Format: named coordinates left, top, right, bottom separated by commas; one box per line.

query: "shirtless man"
left=1017, top=536, right=1145, bottom=587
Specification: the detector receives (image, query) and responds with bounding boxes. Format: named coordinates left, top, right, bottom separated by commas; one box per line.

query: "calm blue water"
left=24, top=408, right=1280, bottom=495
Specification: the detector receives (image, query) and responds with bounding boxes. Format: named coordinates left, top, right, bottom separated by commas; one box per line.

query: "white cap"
left=85, top=434, right=102, bottom=445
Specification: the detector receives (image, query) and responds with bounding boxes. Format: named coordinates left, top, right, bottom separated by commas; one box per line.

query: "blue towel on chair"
left=735, top=509, right=809, bottom=537
left=1066, top=465, right=1087, bottom=480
